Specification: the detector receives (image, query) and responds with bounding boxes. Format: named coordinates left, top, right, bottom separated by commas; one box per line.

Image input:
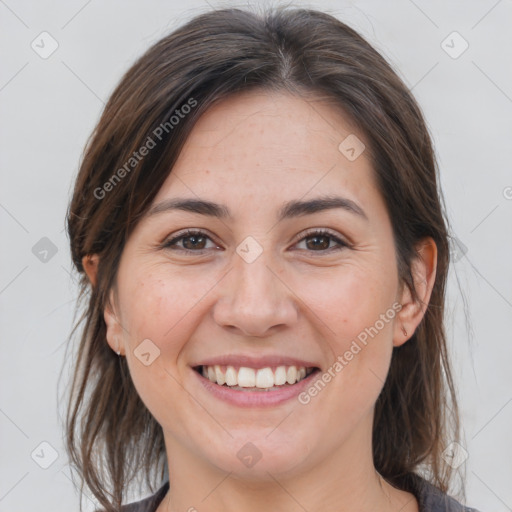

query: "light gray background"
left=1, top=0, right=511, bottom=511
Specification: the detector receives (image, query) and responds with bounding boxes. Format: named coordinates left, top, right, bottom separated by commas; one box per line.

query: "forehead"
left=151, top=89, right=381, bottom=219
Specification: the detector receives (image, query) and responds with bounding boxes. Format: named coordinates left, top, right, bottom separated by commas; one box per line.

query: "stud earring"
left=115, top=337, right=121, bottom=356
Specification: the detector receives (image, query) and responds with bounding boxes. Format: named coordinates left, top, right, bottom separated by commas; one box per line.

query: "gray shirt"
left=116, top=473, right=482, bottom=512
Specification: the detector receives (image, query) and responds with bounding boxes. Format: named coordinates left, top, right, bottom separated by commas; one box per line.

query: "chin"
left=203, top=434, right=313, bottom=481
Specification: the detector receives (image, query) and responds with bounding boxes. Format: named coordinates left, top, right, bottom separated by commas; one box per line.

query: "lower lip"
left=192, top=367, right=321, bottom=408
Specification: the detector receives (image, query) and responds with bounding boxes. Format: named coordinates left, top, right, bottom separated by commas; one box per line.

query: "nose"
left=212, top=250, right=299, bottom=337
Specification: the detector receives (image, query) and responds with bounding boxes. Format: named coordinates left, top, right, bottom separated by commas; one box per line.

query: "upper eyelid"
left=164, top=229, right=220, bottom=246
left=163, top=228, right=349, bottom=250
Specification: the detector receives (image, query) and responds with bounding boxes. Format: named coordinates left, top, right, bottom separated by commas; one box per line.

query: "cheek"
left=119, top=269, right=205, bottom=347
left=296, top=261, right=396, bottom=340
left=118, top=273, right=202, bottom=431
left=297, top=263, right=396, bottom=409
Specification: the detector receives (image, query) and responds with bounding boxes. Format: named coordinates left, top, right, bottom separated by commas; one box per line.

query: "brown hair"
left=64, top=5, right=462, bottom=510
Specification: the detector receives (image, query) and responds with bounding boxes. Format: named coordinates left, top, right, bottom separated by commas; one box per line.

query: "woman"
left=65, top=6, right=481, bottom=512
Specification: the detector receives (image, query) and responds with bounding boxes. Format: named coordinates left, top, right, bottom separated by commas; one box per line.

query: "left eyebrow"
left=146, top=195, right=368, bottom=221
left=278, top=195, right=368, bottom=221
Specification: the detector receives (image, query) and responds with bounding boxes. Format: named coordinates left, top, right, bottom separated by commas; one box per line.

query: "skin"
left=83, top=90, right=436, bottom=512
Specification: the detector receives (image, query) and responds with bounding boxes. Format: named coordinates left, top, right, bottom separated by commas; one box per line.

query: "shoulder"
left=95, top=481, right=169, bottom=512
left=404, top=473, right=482, bottom=512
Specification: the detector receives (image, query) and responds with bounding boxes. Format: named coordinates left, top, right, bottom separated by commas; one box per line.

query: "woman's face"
left=104, top=90, right=415, bottom=479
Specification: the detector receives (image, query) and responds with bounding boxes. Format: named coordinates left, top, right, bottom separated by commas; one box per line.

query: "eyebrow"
left=146, top=195, right=368, bottom=222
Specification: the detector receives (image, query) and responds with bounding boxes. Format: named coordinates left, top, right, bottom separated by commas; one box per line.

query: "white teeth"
left=286, top=366, right=297, bottom=384
left=200, top=364, right=314, bottom=389
left=274, top=366, right=287, bottom=386
left=238, top=367, right=256, bottom=387
left=214, top=365, right=225, bottom=385
left=225, top=365, right=238, bottom=386
left=255, top=367, right=274, bottom=388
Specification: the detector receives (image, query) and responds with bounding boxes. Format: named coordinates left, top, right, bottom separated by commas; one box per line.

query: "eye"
left=162, top=228, right=348, bottom=255
left=294, top=228, right=348, bottom=253
left=162, top=229, right=219, bottom=253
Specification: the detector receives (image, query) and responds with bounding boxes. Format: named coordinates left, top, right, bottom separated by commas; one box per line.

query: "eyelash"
left=162, top=228, right=349, bottom=255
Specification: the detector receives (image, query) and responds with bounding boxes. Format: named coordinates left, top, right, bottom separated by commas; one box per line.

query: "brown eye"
left=305, top=234, right=331, bottom=251
left=163, top=228, right=348, bottom=255
left=295, top=229, right=348, bottom=253
left=181, top=233, right=207, bottom=250
left=163, top=230, right=216, bottom=253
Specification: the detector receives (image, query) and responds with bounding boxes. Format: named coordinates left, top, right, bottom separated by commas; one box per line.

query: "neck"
left=156, top=419, right=416, bottom=512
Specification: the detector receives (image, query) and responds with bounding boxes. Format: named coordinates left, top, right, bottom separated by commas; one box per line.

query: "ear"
left=82, top=254, right=99, bottom=287
left=82, top=254, right=125, bottom=356
left=103, top=292, right=125, bottom=356
left=393, top=237, right=437, bottom=347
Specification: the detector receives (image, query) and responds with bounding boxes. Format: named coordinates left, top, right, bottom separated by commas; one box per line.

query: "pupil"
left=184, top=235, right=205, bottom=250
left=307, top=235, right=329, bottom=250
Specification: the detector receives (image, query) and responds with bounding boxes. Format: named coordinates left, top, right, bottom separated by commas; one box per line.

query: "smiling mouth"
left=193, top=364, right=321, bottom=391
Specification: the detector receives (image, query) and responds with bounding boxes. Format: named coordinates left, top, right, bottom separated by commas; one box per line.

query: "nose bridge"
left=213, top=240, right=298, bottom=336
left=234, top=251, right=278, bottom=306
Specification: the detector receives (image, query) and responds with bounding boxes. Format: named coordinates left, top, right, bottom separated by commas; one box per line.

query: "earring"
left=401, top=325, right=408, bottom=337
left=115, top=337, right=121, bottom=356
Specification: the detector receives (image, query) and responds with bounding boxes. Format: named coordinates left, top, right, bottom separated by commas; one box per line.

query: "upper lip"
left=192, top=355, right=320, bottom=369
